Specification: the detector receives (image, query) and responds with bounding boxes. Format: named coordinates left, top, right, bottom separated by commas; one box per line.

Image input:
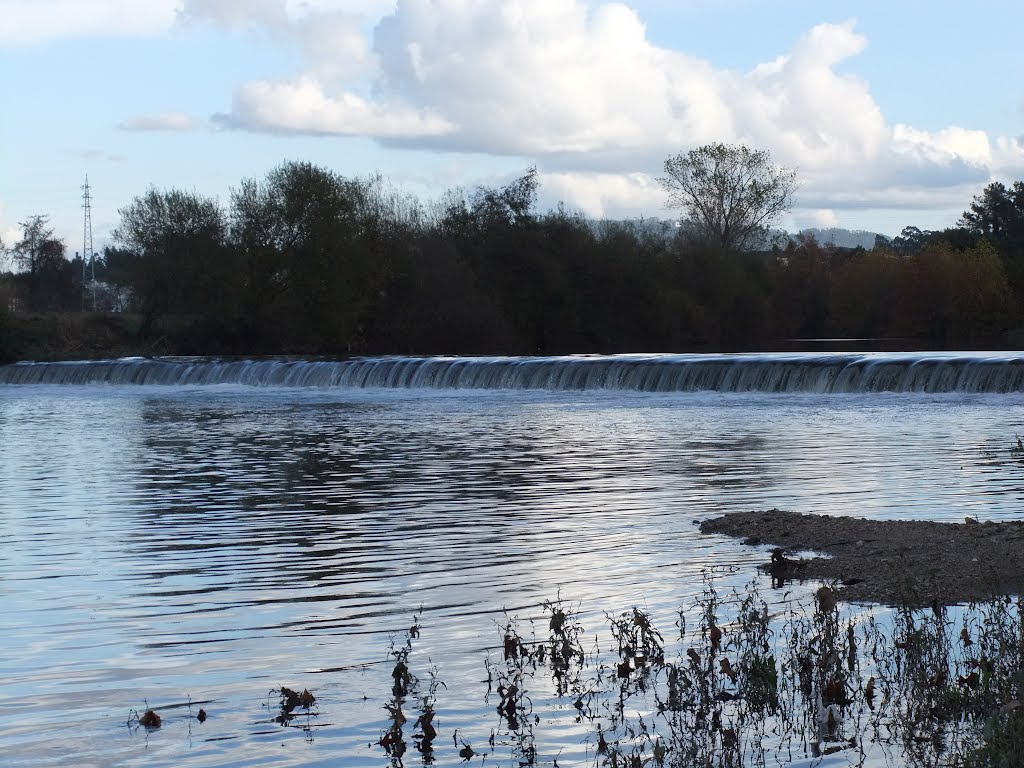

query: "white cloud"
left=118, top=111, right=197, bottom=132
left=793, top=208, right=841, bottom=230
left=0, top=201, right=19, bottom=261
left=179, top=0, right=289, bottom=31
left=540, top=171, right=664, bottom=219
left=181, top=0, right=395, bottom=25
left=370, top=1, right=714, bottom=156
left=0, top=0, right=394, bottom=43
left=204, top=1, right=1012, bottom=218
left=180, top=0, right=376, bottom=80
left=994, top=135, right=1024, bottom=176
left=297, top=11, right=373, bottom=81
left=0, top=0, right=180, bottom=43
left=22, top=1, right=1012, bottom=220
left=892, top=125, right=991, bottom=166
left=215, top=76, right=453, bottom=136
left=284, top=0, right=395, bottom=16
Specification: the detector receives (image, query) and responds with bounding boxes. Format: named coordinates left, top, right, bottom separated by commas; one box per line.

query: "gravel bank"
left=701, top=509, right=1024, bottom=606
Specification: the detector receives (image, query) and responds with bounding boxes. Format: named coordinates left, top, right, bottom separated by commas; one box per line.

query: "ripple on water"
left=3, top=387, right=1024, bottom=765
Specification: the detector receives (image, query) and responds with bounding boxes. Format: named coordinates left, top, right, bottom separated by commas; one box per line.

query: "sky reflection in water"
left=2, top=386, right=1024, bottom=766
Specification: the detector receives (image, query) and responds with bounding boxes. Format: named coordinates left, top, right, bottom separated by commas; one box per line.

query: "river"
left=3, top=353, right=1024, bottom=766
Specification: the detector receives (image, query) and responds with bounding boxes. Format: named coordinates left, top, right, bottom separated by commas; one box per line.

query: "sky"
left=2, top=0, right=1023, bottom=255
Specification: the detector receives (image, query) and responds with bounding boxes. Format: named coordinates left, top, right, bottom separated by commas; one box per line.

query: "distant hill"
left=591, top=221, right=890, bottom=250
left=794, top=228, right=888, bottom=249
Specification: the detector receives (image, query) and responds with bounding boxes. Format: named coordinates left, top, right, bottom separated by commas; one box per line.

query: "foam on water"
left=5, top=351, right=1024, bottom=392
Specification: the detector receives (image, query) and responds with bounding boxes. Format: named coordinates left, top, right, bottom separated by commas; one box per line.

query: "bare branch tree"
left=10, top=214, right=62, bottom=277
left=659, top=143, right=798, bottom=253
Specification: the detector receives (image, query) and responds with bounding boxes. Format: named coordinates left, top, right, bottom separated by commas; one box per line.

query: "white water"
left=3, top=366, right=1024, bottom=766
left=4, top=352, right=1024, bottom=392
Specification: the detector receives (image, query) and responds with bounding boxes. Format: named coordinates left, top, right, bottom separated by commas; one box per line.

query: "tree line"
left=2, top=154, right=1024, bottom=358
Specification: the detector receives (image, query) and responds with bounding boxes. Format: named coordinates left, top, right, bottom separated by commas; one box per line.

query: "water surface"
left=3, top=381, right=1024, bottom=766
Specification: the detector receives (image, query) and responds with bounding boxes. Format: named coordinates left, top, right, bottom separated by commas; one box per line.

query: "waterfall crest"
left=3, top=354, right=1024, bottom=393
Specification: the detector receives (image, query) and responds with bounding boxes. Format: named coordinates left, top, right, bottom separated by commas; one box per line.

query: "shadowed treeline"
left=2, top=165, right=1023, bottom=359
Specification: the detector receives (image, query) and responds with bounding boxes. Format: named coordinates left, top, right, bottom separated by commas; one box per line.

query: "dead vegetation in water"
left=136, top=709, right=161, bottom=729
left=122, top=577, right=1024, bottom=766
left=274, top=686, right=317, bottom=722
left=127, top=695, right=213, bottom=735
left=470, top=573, right=1024, bottom=766
left=376, top=614, right=452, bottom=765
left=492, top=576, right=1019, bottom=765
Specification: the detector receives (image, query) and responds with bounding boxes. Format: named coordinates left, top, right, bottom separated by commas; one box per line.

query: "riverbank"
left=0, top=312, right=263, bottom=363
left=0, top=312, right=152, bottom=362
left=701, top=509, right=1024, bottom=606
left=6, top=308, right=1024, bottom=366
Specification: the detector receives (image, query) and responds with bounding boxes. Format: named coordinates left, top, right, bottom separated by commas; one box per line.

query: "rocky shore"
left=701, top=509, right=1024, bottom=606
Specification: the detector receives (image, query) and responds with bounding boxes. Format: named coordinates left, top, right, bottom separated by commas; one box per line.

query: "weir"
left=4, top=353, right=1024, bottom=393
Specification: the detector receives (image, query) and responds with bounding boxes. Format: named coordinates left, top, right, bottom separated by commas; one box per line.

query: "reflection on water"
left=3, top=386, right=1024, bottom=766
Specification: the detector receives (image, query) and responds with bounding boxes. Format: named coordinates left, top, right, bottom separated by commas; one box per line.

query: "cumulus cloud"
left=283, top=0, right=395, bottom=15
left=539, top=171, right=664, bottom=219
left=180, top=0, right=377, bottom=81
left=994, top=135, right=1024, bottom=176
left=214, top=77, right=452, bottom=136
left=793, top=208, right=841, bottom=230
left=0, top=200, right=19, bottom=261
left=198, top=1, right=1010, bottom=216
left=0, top=0, right=180, bottom=43
left=0, top=0, right=393, bottom=43
left=118, top=112, right=197, bottom=132
left=371, top=1, right=688, bottom=156
left=179, top=0, right=298, bottom=32
left=180, top=0, right=396, bottom=25
left=297, top=11, right=374, bottom=81
left=39, top=0, right=983, bottom=221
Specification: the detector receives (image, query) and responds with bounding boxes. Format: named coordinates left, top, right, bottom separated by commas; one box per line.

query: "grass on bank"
left=0, top=311, right=256, bottom=363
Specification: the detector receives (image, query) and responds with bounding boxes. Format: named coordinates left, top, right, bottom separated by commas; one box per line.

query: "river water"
left=3, top=355, right=1024, bottom=766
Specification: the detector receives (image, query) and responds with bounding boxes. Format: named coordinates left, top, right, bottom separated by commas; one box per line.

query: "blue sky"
left=2, top=0, right=1022, bottom=255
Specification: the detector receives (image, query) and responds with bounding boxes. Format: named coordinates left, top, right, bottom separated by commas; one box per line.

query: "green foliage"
left=0, top=305, right=11, bottom=363
left=112, top=188, right=229, bottom=337
left=894, top=240, right=1014, bottom=342
left=7, top=214, right=80, bottom=312
left=77, top=166, right=1024, bottom=355
left=12, top=165, right=1024, bottom=356
left=230, top=161, right=385, bottom=351
left=742, top=653, right=778, bottom=710
left=968, top=707, right=1024, bottom=767
left=960, top=181, right=1024, bottom=242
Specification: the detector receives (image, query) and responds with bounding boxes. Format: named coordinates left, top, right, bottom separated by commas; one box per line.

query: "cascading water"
left=3, top=352, right=1024, bottom=393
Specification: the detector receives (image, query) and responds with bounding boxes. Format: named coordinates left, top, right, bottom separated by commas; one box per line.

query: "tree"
left=959, top=181, right=1024, bottom=240
left=10, top=215, right=60, bottom=277
left=112, top=188, right=229, bottom=335
left=659, top=143, right=797, bottom=253
left=893, top=240, right=1013, bottom=342
left=890, top=225, right=937, bottom=256
left=230, top=161, right=388, bottom=350
left=469, top=166, right=539, bottom=229
left=8, top=215, right=72, bottom=310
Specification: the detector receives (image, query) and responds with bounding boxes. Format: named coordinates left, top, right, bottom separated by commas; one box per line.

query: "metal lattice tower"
left=81, top=175, right=96, bottom=311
